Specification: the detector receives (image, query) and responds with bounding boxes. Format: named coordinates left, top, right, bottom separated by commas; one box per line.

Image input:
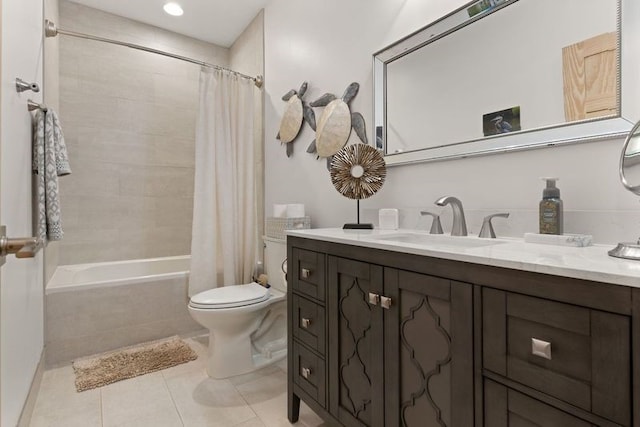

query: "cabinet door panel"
left=384, top=269, right=473, bottom=427
left=484, top=379, right=595, bottom=427
left=291, top=248, right=326, bottom=301
left=328, top=256, right=384, bottom=427
left=483, top=289, right=631, bottom=426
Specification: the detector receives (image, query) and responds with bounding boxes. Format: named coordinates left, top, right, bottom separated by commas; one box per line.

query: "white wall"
left=264, top=0, right=640, bottom=245
left=1, top=0, right=45, bottom=425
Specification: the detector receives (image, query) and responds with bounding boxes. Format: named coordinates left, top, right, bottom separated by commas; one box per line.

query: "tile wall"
left=57, top=1, right=229, bottom=265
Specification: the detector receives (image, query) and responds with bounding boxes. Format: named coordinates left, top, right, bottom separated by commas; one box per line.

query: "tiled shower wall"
left=58, top=1, right=229, bottom=265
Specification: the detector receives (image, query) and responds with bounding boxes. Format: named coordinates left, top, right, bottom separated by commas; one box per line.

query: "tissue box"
left=266, top=216, right=311, bottom=240
left=379, top=209, right=399, bottom=230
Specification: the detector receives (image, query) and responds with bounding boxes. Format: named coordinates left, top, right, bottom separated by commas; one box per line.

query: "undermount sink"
left=371, top=233, right=508, bottom=249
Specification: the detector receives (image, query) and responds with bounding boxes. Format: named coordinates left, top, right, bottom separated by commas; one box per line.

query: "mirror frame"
left=374, top=0, right=640, bottom=166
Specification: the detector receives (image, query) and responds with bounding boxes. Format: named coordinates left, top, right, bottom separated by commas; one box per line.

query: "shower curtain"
left=189, top=67, right=258, bottom=297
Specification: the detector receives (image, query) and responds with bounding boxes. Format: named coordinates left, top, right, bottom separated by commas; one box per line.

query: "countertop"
left=286, top=228, right=640, bottom=288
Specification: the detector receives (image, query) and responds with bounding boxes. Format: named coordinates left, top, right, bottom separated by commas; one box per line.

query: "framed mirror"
left=374, top=0, right=640, bottom=166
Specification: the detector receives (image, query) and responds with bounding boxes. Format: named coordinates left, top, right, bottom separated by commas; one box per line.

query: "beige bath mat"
left=72, top=336, right=198, bottom=392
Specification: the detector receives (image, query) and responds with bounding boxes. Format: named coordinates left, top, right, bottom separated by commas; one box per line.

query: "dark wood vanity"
left=287, top=235, right=640, bottom=427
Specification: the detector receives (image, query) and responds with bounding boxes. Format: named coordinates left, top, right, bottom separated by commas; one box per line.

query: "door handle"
left=368, top=293, right=380, bottom=306
left=531, top=338, right=552, bottom=360
left=0, top=226, right=42, bottom=262
left=301, top=318, right=311, bottom=329
left=380, top=296, right=392, bottom=309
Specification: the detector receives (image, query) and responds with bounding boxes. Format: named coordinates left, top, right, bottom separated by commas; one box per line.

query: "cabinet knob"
left=301, top=318, right=311, bottom=329
left=380, top=296, right=392, bottom=309
left=368, top=293, right=380, bottom=305
left=531, top=337, right=552, bottom=360
left=301, top=268, right=311, bottom=279
left=301, top=367, right=312, bottom=379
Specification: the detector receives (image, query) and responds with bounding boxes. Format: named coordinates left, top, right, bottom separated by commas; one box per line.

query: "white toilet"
left=188, top=237, right=287, bottom=379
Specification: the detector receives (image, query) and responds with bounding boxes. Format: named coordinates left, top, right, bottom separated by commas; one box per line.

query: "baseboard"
left=17, top=349, right=46, bottom=427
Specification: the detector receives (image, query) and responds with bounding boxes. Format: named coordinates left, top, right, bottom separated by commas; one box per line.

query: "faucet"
left=435, top=196, right=467, bottom=236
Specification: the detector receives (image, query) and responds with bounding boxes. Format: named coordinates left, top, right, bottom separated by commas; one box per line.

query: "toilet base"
left=206, top=330, right=286, bottom=379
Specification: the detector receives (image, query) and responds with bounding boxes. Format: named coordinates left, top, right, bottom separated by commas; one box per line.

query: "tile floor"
left=29, top=336, right=327, bottom=427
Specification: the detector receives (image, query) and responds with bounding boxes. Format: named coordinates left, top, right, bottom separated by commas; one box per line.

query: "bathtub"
left=46, top=255, right=191, bottom=294
left=45, top=256, right=202, bottom=367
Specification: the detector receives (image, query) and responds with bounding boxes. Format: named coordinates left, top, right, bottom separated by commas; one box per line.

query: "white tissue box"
left=379, top=209, right=399, bottom=230
left=523, top=232, right=593, bottom=247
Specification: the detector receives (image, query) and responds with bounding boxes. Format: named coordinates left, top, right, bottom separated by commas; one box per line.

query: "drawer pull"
left=368, top=293, right=380, bottom=305
left=301, top=268, right=311, bottom=279
left=301, top=367, right=312, bottom=379
left=531, top=338, right=552, bottom=360
left=380, top=296, right=392, bottom=309
left=301, top=318, right=311, bottom=329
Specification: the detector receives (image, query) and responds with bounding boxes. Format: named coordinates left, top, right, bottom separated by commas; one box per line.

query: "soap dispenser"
left=539, top=178, right=563, bottom=235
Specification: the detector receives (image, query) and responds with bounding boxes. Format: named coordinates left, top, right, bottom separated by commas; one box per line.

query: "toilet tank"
left=264, top=237, right=287, bottom=292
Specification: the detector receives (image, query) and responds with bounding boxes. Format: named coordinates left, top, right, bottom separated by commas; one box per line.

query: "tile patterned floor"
left=29, top=336, right=327, bottom=427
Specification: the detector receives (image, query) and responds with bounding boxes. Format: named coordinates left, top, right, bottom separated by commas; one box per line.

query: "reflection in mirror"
left=374, top=0, right=634, bottom=166
left=620, top=120, right=640, bottom=195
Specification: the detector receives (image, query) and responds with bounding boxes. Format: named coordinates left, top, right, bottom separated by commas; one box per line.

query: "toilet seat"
left=189, top=283, right=270, bottom=309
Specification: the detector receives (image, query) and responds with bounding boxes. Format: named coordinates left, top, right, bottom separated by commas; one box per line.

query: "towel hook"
left=16, top=78, right=40, bottom=93
left=27, top=100, right=47, bottom=112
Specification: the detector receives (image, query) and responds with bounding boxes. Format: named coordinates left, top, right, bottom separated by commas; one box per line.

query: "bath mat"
left=72, top=336, right=197, bottom=392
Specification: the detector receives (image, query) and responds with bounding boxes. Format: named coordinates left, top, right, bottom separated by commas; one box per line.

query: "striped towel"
left=33, top=109, right=71, bottom=241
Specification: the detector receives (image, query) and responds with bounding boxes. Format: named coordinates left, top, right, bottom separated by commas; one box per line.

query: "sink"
left=371, top=233, right=508, bottom=249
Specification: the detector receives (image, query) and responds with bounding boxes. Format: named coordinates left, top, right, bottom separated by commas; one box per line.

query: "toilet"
left=188, top=237, right=287, bottom=379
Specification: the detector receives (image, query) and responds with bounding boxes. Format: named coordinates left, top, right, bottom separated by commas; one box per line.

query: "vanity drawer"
left=484, top=379, right=595, bottom=427
left=292, top=294, right=326, bottom=355
left=483, top=289, right=631, bottom=426
left=291, top=248, right=326, bottom=302
left=292, top=342, right=326, bottom=407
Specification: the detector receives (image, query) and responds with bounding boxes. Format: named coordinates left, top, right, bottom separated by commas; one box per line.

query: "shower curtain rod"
left=44, top=19, right=264, bottom=88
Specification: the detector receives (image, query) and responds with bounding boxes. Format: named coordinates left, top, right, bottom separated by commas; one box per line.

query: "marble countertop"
left=286, top=228, right=640, bottom=288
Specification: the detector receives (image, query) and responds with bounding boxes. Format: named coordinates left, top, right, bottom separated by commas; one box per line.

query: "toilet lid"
left=189, top=283, right=270, bottom=309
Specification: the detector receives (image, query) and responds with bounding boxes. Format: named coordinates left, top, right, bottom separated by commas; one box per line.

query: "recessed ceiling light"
left=163, top=2, right=184, bottom=16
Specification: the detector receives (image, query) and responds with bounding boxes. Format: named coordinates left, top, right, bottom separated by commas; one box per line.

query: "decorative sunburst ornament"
left=330, top=143, right=386, bottom=229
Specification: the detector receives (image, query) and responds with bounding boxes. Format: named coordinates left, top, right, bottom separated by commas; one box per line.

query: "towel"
left=33, top=109, right=71, bottom=241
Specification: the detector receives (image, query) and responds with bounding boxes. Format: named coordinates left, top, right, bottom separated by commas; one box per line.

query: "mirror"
left=374, top=0, right=640, bottom=166
left=609, top=119, right=640, bottom=259
left=620, top=120, right=640, bottom=195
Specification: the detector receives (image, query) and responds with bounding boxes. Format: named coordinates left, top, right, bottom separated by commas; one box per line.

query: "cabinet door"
left=485, top=379, right=595, bottom=427
left=328, top=256, right=384, bottom=427
left=384, top=269, right=474, bottom=427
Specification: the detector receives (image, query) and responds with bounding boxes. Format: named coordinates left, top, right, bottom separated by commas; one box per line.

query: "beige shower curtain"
left=189, top=67, right=258, bottom=296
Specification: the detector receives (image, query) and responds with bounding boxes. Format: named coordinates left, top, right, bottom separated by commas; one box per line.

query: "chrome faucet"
left=435, top=196, right=467, bottom=236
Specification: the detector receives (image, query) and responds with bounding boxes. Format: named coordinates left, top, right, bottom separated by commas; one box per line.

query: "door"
left=383, top=269, right=474, bottom=427
left=327, top=256, right=384, bottom=427
left=0, top=0, right=45, bottom=425
left=563, top=32, right=618, bottom=121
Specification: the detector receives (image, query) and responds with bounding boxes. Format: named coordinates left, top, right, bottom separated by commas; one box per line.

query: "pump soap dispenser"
left=539, top=178, right=563, bottom=235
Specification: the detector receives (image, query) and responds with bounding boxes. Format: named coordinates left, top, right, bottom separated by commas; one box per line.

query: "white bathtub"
left=45, top=255, right=201, bottom=366
left=46, top=255, right=190, bottom=294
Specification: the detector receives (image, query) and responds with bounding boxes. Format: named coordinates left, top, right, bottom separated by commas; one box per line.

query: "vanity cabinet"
left=287, top=236, right=639, bottom=427
left=326, top=257, right=474, bottom=427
